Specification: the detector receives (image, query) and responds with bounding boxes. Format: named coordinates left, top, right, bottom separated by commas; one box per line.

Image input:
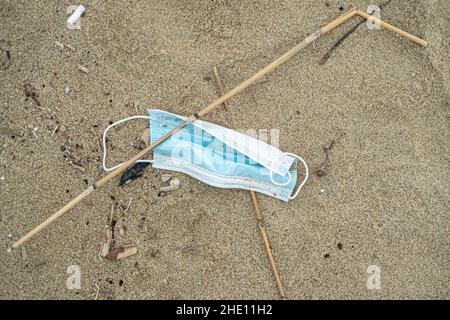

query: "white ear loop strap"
left=269, top=152, right=309, bottom=200
left=102, top=116, right=153, bottom=172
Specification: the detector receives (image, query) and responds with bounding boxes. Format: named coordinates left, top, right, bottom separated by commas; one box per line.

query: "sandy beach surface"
left=0, top=0, right=449, bottom=299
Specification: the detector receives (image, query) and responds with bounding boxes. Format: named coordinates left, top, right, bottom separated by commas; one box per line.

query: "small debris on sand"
left=24, top=83, right=41, bottom=106
left=160, top=178, right=180, bottom=192
left=77, top=65, right=89, bottom=73
left=21, top=247, right=28, bottom=265
left=64, top=86, right=72, bottom=95
left=94, top=283, right=100, bottom=300
left=118, top=225, right=126, bottom=237
left=106, top=247, right=137, bottom=261
left=119, top=162, right=150, bottom=186
left=141, top=128, right=150, bottom=146
left=161, top=173, right=172, bottom=183
left=54, top=41, right=64, bottom=51
left=99, top=228, right=112, bottom=258
left=99, top=203, right=115, bottom=258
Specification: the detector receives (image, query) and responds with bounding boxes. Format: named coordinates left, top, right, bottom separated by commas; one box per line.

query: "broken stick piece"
left=106, top=247, right=137, bottom=261
left=356, top=10, right=427, bottom=47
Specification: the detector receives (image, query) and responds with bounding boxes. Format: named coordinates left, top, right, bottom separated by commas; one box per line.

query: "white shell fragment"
left=160, top=178, right=181, bottom=192
left=99, top=229, right=112, bottom=258
left=160, top=173, right=173, bottom=183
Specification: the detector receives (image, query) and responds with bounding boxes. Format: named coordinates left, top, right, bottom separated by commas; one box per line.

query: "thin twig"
left=213, top=66, right=228, bottom=109
left=51, top=125, right=58, bottom=137
left=123, top=198, right=133, bottom=214
left=108, top=203, right=115, bottom=226
left=250, top=192, right=286, bottom=298
left=315, top=132, right=345, bottom=177
left=68, top=161, right=86, bottom=173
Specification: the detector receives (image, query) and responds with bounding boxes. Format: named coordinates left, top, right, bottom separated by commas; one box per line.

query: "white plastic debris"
left=0, top=176, right=5, bottom=181
left=160, top=178, right=180, bottom=192
left=67, top=5, right=85, bottom=29
left=64, top=86, right=72, bottom=94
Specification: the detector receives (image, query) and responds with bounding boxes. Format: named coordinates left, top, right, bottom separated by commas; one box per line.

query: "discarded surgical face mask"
left=149, top=109, right=308, bottom=202
left=102, top=110, right=309, bottom=202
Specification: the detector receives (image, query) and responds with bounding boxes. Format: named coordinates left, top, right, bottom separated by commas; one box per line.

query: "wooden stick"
left=356, top=9, right=427, bottom=47
left=12, top=8, right=357, bottom=249
left=212, top=66, right=228, bottom=109
left=213, top=66, right=286, bottom=298
left=251, top=192, right=286, bottom=298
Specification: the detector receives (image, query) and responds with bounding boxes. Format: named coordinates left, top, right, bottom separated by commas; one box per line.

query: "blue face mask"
left=101, top=110, right=308, bottom=202
left=148, top=109, right=308, bottom=202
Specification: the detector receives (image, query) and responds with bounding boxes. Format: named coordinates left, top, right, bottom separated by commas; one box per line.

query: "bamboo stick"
left=251, top=192, right=286, bottom=298
left=356, top=10, right=428, bottom=47
left=11, top=8, right=358, bottom=249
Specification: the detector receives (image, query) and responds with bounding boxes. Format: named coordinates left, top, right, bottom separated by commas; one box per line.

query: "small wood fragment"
left=106, top=247, right=137, bottom=261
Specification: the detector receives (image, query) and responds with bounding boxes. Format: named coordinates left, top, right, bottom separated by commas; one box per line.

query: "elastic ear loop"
left=269, top=152, right=309, bottom=200
left=102, top=115, right=153, bottom=172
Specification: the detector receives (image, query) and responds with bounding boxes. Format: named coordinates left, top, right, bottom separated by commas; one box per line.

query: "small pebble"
left=8, top=233, right=12, bottom=238
left=7, top=248, right=12, bottom=254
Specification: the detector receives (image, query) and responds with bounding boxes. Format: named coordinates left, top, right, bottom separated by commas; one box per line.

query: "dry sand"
left=0, top=0, right=449, bottom=299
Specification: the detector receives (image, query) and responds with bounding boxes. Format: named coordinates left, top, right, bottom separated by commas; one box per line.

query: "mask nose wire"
left=269, top=152, right=309, bottom=200
left=102, top=115, right=154, bottom=172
